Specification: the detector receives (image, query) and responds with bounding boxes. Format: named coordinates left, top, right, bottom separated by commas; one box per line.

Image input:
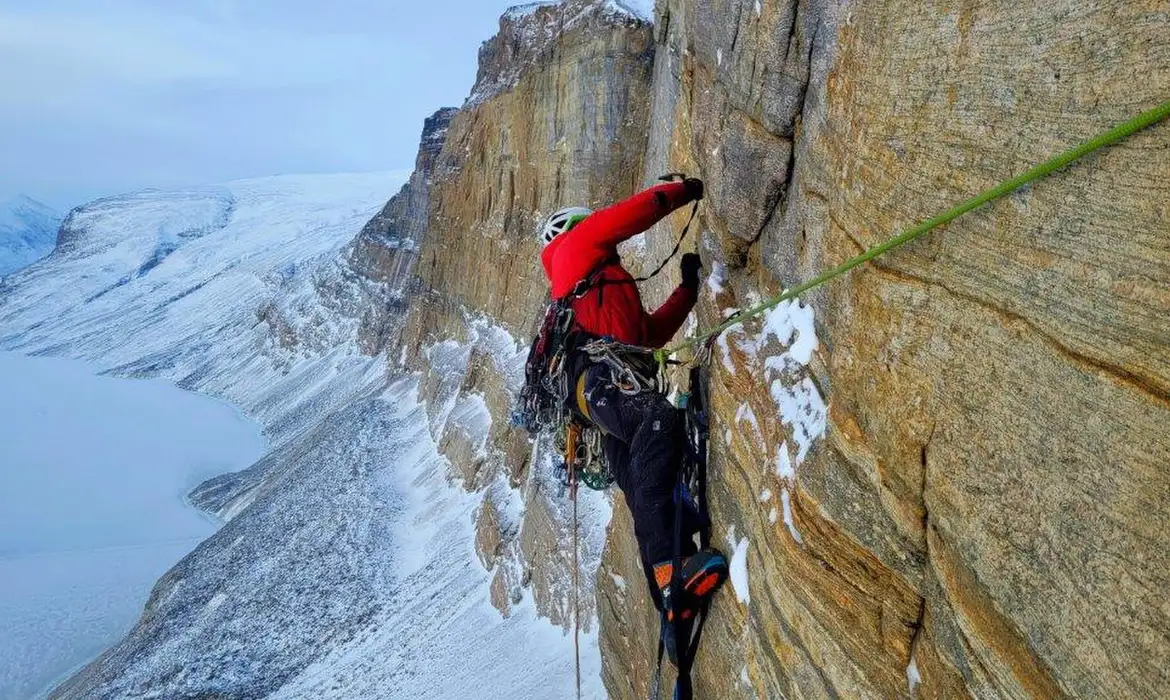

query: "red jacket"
left=541, top=182, right=699, bottom=348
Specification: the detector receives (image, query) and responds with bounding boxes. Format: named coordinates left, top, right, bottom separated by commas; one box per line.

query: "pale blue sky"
left=0, top=0, right=524, bottom=209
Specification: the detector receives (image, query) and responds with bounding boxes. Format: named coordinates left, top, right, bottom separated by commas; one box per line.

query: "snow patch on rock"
left=726, top=526, right=751, bottom=605
left=907, top=656, right=922, bottom=694
left=776, top=440, right=794, bottom=480
left=781, top=487, right=803, bottom=543
left=715, top=296, right=826, bottom=465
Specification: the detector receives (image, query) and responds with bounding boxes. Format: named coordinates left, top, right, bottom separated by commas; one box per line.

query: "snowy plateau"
left=0, top=173, right=602, bottom=699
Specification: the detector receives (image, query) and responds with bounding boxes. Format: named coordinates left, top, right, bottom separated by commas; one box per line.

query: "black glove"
left=680, top=252, right=702, bottom=290
left=683, top=177, right=704, bottom=201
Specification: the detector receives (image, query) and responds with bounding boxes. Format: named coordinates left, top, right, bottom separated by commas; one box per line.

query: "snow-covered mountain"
left=0, top=174, right=402, bottom=442
left=0, top=171, right=603, bottom=700
left=0, top=196, right=61, bottom=277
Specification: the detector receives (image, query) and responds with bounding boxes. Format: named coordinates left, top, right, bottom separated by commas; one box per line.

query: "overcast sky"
left=0, top=0, right=523, bottom=209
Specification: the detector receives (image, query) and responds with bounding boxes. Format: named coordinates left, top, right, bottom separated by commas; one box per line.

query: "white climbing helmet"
left=540, top=206, right=593, bottom=246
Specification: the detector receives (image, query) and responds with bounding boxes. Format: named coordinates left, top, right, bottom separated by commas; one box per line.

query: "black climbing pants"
left=582, top=363, right=697, bottom=605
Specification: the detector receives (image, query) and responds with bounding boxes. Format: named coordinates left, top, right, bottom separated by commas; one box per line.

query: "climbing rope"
left=566, top=423, right=583, bottom=700
left=655, top=97, right=1170, bottom=364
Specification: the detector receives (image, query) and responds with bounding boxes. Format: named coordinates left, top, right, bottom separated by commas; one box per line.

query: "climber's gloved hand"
left=680, top=252, right=703, bottom=290
left=683, top=177, right=704, bottom=201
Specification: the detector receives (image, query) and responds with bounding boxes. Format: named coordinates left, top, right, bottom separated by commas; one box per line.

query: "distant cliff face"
left=351, top=107, right=456, bottom=289
left=348, top=108, right=458, bottom=353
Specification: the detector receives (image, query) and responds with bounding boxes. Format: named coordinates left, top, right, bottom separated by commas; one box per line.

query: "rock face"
left=593, top=1, right=1170, bottom=699
left=348, top=108, right=458, bottom=353
left=351, top=108, right=456, bottom=289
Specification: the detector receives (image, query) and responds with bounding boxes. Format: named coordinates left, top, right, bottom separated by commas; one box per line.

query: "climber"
left=538, top=179, right=729, bottom=659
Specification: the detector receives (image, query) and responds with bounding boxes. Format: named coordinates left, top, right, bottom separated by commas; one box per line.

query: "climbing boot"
left=654, top=548, right=728, bottom=664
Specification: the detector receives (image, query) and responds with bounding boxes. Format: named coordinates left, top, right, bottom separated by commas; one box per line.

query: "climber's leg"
left=601, top=433, right=660, bottom=605
left=584, top=366, right=694, bottom=600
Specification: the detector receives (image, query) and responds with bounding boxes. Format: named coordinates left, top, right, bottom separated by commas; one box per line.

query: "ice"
left=717, top=332, right=736, bottom=373
left=468, top=316, right=528, bottom=394
left=257, top=382, right=607, bottom=700
left=0, top=173, right=405, bottom=448
left=735, top=402, right=761, bottom=438
left=770, top=377, right=827, bottom=466
left=504, top=1, right=558, bottom=21
left=0, top=171, right=608, bottom=699
left=448, top=392, right=493, bottom=461
left=0, top=351, right=265, bottom=700
left=603, top=0, right=654, bottom=21
left=705, top=260, right=727, bottom=296
left=696, top=296, right=824, bottom=468
left=762, top=298, right=817, bottom=366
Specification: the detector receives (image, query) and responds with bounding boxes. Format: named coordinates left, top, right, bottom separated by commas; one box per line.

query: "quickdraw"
left=555, top=420, right=613, bottom=491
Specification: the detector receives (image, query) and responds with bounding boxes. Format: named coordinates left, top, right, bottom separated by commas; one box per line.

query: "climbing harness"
left=581, top=338, right=666, bottom=397
left=654, top=97, right=1170, bottom=366
left=650, top=366, right=713, bottom=700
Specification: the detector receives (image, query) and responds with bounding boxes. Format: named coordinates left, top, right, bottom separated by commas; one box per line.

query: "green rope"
left=656, top=97, right=1170, bottom=364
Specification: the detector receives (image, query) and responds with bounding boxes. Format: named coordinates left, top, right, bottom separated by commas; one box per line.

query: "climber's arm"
left=564, top=181, right=697, bottom=251
left=644, top=287, right=697, bottom=348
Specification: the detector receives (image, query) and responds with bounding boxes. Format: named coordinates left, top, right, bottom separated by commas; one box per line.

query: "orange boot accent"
left=654, top=562, right=674, bottom=589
